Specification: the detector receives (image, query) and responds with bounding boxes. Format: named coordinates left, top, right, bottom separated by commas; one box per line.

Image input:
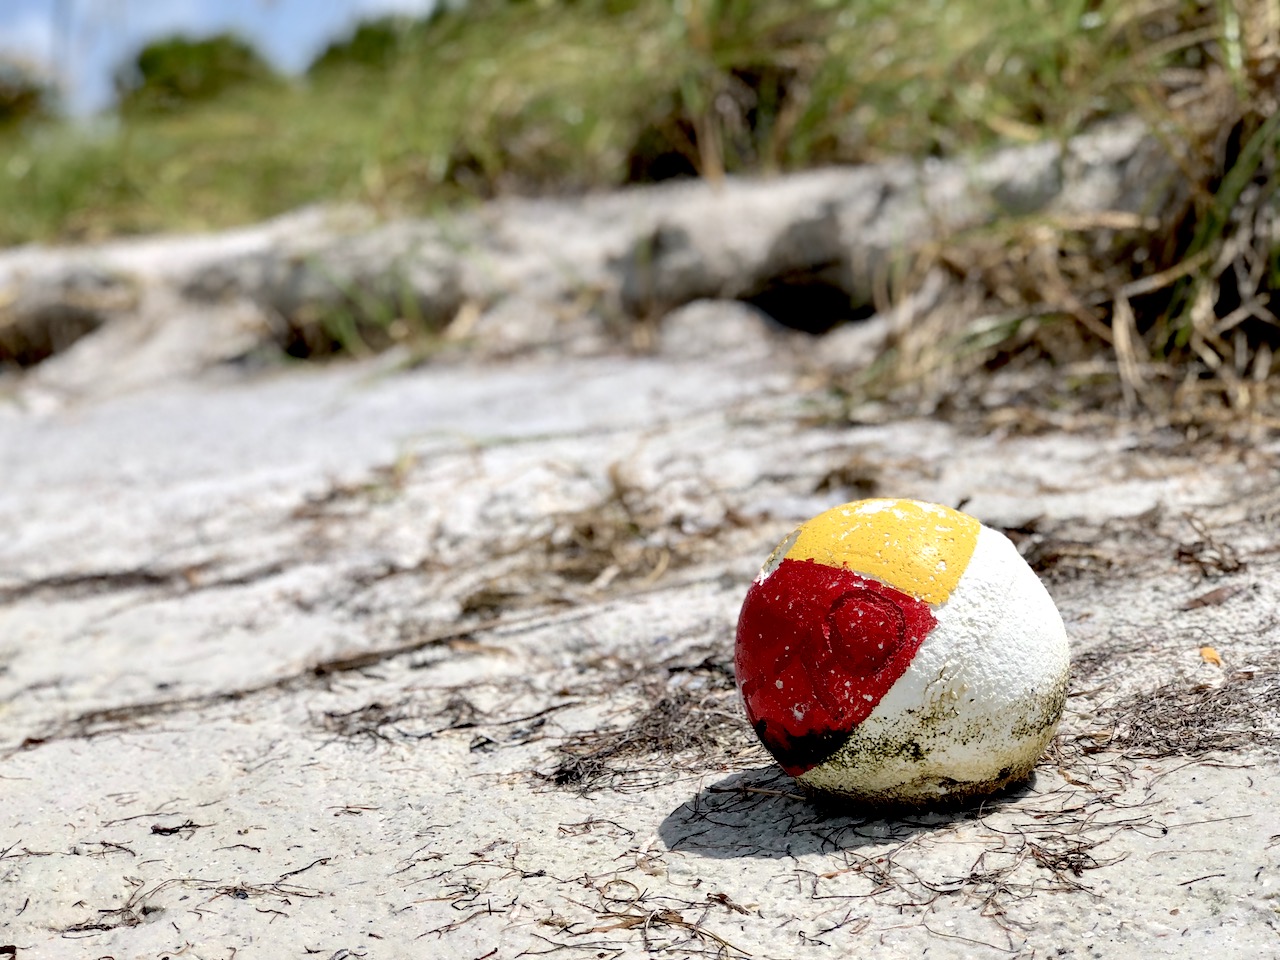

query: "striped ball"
left=736, top=498, right=1069, bottom=807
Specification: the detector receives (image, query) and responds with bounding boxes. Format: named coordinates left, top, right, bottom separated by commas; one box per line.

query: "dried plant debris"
left=1085, top=655, right=1280, bottom=759
left=1176, top=514, right=1245, bottom=577
left=312, top=637, right=762, bottom=799
left=659, top=752, right=1149, bottom=927
left=833, top=9, right=1280, bottom=435
left=568, top=878, right=756, bottom=958
left=532, top=464, right=709, bottom=587
left=999, top=521, right=1117, bottom=582
left=812, top=453, right=881, bottom=498
left=290, top=453, right=417, bottom=519
left=59, top=877, right=321, bottom=939
left=0, top=559, right=289, bottom=605
left=1068, top=634, right=1170, bottom=689
left=459, top=464, right=746, bottom=615
left=1180, top=582, right=1249, bottom=611
left=549, top=686, right=755, bottom=793
left=996, top=510, right=1174, bottom=584
left=314, top=682, right=575, bottom=753
left=17, top=608, right=581, bottom=751
left=545, top=648, right=760, bottom=794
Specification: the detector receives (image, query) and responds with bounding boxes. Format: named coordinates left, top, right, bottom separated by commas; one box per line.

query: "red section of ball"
left=736, top=558, right=936, bottom=776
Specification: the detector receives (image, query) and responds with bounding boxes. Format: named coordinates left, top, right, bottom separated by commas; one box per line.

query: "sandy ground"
left=3, top=279, right=1280, bottom=956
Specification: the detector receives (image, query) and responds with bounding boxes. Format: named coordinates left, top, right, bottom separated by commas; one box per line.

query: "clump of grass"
left=846, top=1, right=1280, bottom=429
left=0, top=2, right=674, bottom=242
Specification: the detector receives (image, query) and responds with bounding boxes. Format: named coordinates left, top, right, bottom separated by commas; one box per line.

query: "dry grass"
left=843, top=1, right=1280, bottom=431
left=1087, top=655, right=1280, bottom=758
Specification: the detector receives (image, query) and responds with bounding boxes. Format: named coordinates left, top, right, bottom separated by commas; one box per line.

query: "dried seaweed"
left=59, top=876, right=321, bottom=939
left=545, top=649, right=757, bottom=793
left=459, top=462, right=748, bottom=617
left=315, top=686, right=575, bottom=751
left=997, top=511, right=1169, bottom=584
left=1089, top=658, right=1280, bottom=758
left=549, top=686, right=751, bottom=792
left=657, top=746, right=1146, bottom=932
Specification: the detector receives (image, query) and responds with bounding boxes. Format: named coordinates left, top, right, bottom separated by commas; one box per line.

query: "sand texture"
left=3, top=154, right=1279, bottom=958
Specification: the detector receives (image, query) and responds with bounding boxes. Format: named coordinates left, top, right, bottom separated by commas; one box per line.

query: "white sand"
left=3, top=236, right=1279, bottom=958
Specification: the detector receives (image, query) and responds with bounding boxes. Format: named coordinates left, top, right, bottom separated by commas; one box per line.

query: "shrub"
left=308, top=16, right=427, bottom=74
left=0, top=58, right=53, bottom=129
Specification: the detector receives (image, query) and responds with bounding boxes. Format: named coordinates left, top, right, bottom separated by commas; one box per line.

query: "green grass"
left=0, top=0, right=1189, bottom=245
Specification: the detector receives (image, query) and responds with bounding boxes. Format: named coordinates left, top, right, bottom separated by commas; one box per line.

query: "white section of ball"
left=797, top=523, right=1070, bottom=806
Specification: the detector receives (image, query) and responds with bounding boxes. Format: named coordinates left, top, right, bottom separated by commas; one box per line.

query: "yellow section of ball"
left=783, top=498, right=980, bottom=605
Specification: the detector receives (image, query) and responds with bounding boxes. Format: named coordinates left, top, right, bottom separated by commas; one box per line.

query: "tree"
left=115, top=33, right=276, bottom=114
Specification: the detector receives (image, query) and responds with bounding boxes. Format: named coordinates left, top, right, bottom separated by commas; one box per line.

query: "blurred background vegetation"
left=1, top=0, right=1277, bottom=423
left=0, top=0, right=1265, bottom=244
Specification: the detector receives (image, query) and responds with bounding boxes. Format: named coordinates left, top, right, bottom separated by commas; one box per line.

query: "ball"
left=736, top=498, right=1069, bottom=808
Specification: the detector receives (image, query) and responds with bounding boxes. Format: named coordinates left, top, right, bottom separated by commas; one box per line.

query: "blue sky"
left=0, top=0, right=440, bottom=114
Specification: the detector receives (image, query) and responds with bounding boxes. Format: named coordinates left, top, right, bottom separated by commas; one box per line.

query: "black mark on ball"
left=755, top=718, right=849, bottom=773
